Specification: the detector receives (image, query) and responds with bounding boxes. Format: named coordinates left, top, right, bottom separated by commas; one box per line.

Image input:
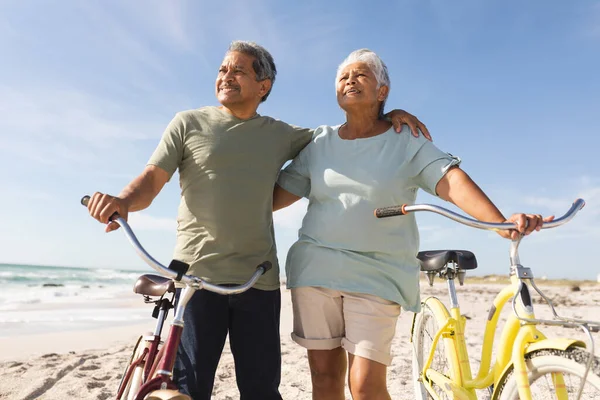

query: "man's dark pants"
left=173, top=287, right=282, bottom=400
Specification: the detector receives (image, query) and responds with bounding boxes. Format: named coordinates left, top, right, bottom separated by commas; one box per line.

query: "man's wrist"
left=117, top=193, right=133, bottom=211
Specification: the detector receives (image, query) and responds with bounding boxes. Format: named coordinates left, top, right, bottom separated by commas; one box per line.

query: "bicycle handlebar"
left=80, top=195, right=271, bottom=293
left=374, top=199, right=585, bottom=231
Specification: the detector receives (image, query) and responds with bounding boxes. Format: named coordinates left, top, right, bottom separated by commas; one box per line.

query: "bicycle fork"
left=509, top=280, right=571, bottom=400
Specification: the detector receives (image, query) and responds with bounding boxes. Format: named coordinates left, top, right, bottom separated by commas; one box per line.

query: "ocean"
left=0, top=263, right=154, bottom=337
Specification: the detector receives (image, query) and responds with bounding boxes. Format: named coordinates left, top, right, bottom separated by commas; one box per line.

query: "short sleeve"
left=277, top=145, right=311, bottom=198
left=147, top=114, right=185, bottom=179
left=287, top=125, right=314, bottom=160
left=412, top=141, right=461, bottom=196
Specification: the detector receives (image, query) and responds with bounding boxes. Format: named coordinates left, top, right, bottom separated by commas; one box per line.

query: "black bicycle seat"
left=417, top=250, right=477, bottom=272
left=134, top=274, right=176, bottom=297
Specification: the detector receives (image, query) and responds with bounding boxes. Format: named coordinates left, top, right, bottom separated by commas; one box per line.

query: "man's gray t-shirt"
left=148, top=106, right=312, bottom=290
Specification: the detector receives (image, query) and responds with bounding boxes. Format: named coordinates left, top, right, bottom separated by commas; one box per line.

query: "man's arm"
left=273, top=184, right=302, bottom=211
left=87, top=165, right=170, bottom=232
left=435, top=167, right=551, bottom=239
left=385, top=109, right=432, bottom=141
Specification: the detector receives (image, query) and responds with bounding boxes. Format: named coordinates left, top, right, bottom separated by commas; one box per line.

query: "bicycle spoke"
left=497, top=348, right=600, bottom=399
left=415, top=306, right=453, bottom=400
left=531, top=371, right=600, bottom=398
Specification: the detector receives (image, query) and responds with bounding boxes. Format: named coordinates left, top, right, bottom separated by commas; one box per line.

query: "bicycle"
left=374, top=199, right=600, bottom=400
left=80, top=195, right=272, bottom=400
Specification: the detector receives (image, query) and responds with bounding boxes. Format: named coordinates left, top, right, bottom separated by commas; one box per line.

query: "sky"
left=0, top=0, right=598, bottom=281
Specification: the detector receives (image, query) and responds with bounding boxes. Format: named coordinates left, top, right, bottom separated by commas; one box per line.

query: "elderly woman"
left=272, top=49, right=550, bottom=400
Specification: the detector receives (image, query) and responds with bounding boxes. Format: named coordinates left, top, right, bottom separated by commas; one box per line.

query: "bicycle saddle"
left=417, top=250, right=477, bottom=272
left=134, top=274, right=176, bottom=297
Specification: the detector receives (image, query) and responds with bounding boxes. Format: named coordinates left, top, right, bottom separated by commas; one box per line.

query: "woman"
left=273, top=49, right=551, bottom=400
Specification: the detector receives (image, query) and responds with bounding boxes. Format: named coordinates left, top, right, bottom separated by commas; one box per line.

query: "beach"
left=0, top=271, right=599, bottom=399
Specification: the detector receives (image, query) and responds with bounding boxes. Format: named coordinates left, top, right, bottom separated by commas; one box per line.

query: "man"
left=86, top=41, right=429, bottom=400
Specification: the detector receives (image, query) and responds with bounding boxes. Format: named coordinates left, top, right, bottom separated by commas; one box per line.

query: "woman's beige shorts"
left=290, top=286, right=401, bottom=366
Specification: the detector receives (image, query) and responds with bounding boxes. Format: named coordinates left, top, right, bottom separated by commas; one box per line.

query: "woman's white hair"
left=336, top=49, right=391, bottom=116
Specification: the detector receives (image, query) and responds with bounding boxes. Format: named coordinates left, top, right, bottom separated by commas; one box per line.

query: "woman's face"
left=336, top=62, right=388, bottom=112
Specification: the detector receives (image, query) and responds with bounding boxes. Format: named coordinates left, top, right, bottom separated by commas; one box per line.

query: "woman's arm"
left=273, top=184, right=302, bottom=211
left=435, top=167, right=551, bottom=239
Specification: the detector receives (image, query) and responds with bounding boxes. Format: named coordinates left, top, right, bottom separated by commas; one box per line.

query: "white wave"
left=0, top=306, right=152, bottom=337
left=0, top=284, right=137, bottom=310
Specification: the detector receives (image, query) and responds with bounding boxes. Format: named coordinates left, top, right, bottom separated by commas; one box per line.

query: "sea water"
left=0, top=263, right=154, bottom=337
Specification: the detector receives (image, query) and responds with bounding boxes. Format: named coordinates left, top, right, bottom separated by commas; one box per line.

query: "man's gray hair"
left=336, top=49, right=390, bottom=116
left=228, top=41, right=277, bottom=102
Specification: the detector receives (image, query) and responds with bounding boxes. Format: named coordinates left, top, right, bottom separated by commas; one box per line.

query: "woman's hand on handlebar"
left=86, top=192, right=129, bottom=232
left=500, top=213, right=555, bottom=240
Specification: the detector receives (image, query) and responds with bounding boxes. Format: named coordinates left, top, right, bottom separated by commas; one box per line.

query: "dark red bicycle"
left=81, top=196, right=271, bottom=400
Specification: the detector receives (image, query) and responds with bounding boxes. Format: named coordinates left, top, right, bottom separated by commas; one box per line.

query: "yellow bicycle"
left=375, top=199, right=600, bottom=399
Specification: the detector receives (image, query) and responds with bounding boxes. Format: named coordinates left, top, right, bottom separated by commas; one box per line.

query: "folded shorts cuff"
left=291, top=333, right=343, bottom=350
left=341, top=338, right=393, bottom=366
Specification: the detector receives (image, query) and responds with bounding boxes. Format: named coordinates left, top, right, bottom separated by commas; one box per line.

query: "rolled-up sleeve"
left=412, top=141, right=461, bottom=196
left=277, top=148, right=311, bottom=198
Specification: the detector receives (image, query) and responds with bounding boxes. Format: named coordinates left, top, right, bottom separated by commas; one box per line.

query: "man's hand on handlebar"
left=499, top=213, right=555, bottom=240
left=86, top=192, right=129, bottom=232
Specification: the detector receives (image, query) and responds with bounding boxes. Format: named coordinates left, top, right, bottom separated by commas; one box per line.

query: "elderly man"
left=86, top=41, right=428, bottom=400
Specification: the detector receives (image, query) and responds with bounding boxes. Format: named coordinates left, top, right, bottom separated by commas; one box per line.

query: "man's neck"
left=219, top=105, right=259, bottom=120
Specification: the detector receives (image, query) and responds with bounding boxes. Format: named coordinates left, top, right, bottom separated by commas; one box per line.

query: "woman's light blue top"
left=277, top=125, right=459, bottom=311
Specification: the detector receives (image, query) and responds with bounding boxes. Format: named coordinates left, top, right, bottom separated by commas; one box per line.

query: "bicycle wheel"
left=412, top=301, right=453, bottom=400
left=497, top=347, right=600, bottom=399
left=146, top=389, right=191, bottom=400
left=118, top=333, right=153, bottom=400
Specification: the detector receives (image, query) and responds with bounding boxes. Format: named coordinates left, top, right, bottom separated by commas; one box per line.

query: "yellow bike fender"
left=525, top=338, right=586, bottom=353
left=492, top=338, right=586, bottom=399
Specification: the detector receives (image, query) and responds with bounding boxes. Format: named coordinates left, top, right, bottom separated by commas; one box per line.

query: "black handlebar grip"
left=168, top=259, right=190, bottom=282
left=256, top=261, right=273, bottom=274
left=374, top=205, right=407, bottom=218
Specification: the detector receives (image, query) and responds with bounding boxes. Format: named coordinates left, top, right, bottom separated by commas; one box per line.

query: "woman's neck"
left=341, top=111, right=389, bottom=140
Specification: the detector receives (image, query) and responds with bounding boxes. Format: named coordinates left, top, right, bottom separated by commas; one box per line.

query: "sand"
left=1, top=280, right=599, bottom=399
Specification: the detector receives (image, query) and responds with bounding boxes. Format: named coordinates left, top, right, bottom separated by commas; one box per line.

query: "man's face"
left=215, top=51, right=268, bottom=108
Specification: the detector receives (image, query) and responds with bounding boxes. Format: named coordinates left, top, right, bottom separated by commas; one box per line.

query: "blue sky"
left=1, top=0, right=598, bottom=280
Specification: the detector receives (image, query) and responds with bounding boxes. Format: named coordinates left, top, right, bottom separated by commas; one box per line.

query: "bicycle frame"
left=416, top=274, right=587, bottom=400
left=115, top=266, right=266, bottom=400
left=116, top=295, right=176, bottom=400
left=131, top=286, right=196, bottom=400
left=80, top=195, right=270, bottom=400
